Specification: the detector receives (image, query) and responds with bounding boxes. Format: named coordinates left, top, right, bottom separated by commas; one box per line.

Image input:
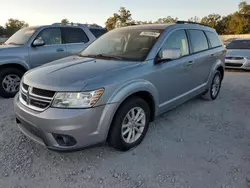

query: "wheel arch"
left=0, top=63, right=28, bottom=72
left=107, top=79, right=159, bottom=121
left=207, top=59, right=225, bottom=86
left=216, top=66, right=224, bottom=80
left=100, top=80, right=159, bottom=141
left=114, top=90, right=156, bottom=122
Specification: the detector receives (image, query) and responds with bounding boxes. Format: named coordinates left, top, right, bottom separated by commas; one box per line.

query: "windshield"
left=80, top=28, right=164, bottom=61
left=4, top=27, right=38, bottom=45
left=226, top=40, right=250, bottom=50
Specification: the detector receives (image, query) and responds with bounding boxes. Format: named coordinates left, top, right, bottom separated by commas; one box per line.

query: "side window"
left=36, top=28, right=62, bottom=45
left=161, top=30, right=189, bottom=56
left=63, top=28, right=89, bottom=44
left=89, top=29, right=107, bottom=38
left=205, top=31, right=223, bottom=48
left=188, top=30, right=209, bottom=53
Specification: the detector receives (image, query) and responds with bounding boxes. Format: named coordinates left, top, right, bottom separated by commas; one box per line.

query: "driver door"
left=29, top=27, right=67, bottom=68
left=151, top=29, right=195, bottom=112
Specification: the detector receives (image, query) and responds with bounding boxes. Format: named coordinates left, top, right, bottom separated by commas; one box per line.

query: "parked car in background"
left=225, top=38, right=250, bottom=70
left=0, top=23, right=107, bottom=98
left=14, top=22, right=225, bottom=152
left=224, top=38, right=237, bottom=46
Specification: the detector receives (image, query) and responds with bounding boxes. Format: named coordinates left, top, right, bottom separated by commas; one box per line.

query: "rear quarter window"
left=205, top=31, right=223, bottom=48
left=188, top=30, right=209, bottom=53
left=62, top=28, right=89, bottom=44
left=89, top=29, right=107, bottom=38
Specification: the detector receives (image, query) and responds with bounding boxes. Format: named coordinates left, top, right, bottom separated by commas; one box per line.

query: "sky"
left=0, top=0, right=248, bottom=27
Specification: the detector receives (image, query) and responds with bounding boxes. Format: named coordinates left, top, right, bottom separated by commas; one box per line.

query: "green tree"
left=201, top=14, right=221, bottom=29
left=216, top=15, right=232, bottom=34
left=188, top=16, right=200, bottom=23
left=222, top=1, right=250, bottom=34
left=61, top=18, right=69, bottom=24
left=105, top=13, right=119, bottom=31
left=5, top=19, right=29, bottom=37
left=227, top=12, right=250, bottom=34
left=0, top=26, right=6, bottom=36
left=105, top=7, right=133, bottom=30
left=239, top=1, right=250, bottom=15
left=154, top=16, right=178, bottom=24
left=117, top=7, right=132, bottom=27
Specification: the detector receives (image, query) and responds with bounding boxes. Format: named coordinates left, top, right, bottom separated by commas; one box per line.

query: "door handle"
left=186, top=61, right=194, bottom=66
left=56, top=48, right=64, bottom=52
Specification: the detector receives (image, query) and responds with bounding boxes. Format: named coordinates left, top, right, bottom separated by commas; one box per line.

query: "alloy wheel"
left=121, top=107, right=146, bottom=144
left=2, top=74, right=21, bottom=93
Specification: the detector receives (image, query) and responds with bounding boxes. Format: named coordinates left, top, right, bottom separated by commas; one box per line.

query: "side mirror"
left=32, top=38, right=45, bottom=47
left=157, top=48, right=182, bottom=63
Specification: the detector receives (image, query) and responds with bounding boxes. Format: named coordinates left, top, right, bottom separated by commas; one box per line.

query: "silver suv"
left=14, top=22, right=226, bottom=151
left=0, top=23, right=107, bottom=98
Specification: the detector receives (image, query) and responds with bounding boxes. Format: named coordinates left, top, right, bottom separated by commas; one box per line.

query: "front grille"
left=32, top=88, right=55, bottom=98
left=20, top=83, right=55, bottom=111
left=225, top=57, right=244, bottom=60
left=225, top=63, right=243, bottom=67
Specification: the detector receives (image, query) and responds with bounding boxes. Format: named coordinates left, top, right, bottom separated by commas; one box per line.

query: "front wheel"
left=107, top=97, right=151, bottom=151
left=202, top=70, right=222, bottom=101
left=0, top=68, right=24, bottom=98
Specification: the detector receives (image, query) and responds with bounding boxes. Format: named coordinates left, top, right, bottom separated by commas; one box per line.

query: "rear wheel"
left=202, top=70, right=222, bottom=101
left=0, top=68, right=24, bottom=98
left=107, top=97, right=150, bottom=151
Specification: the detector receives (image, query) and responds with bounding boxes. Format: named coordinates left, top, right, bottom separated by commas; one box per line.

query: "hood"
left=226, top=49, right=250, bottom=57
left=23, top=56, right=141, bottom=91
left=0, top=44, right=21, bottom=49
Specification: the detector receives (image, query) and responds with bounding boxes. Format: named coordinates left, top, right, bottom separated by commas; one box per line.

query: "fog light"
left=53, top=134, right=76, bottom=147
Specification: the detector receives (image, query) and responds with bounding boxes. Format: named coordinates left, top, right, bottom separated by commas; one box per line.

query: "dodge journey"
left=14, top=22, right=226, bottom=151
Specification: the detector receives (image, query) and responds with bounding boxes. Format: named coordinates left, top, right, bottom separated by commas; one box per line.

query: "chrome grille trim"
left=20, top=83, right=55, bottom=112
left=21, top=85, right=28, bottom=93
left=28, top=92, right=53, bottom=101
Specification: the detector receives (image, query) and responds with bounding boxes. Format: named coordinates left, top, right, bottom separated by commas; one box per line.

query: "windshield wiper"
left=80, top=54, right=126, bottom=60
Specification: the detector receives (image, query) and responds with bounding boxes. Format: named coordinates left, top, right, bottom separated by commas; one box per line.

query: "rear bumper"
left=14, top=94, right=118, bottom=151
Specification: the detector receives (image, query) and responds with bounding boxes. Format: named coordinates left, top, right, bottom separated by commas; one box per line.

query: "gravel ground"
left=0, top=72, right=250, bottom=188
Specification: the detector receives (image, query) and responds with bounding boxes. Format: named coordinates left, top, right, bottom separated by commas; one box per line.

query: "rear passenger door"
left=62, top=27, right=91, bottom=55
left=186, top=30, right=211, bottom=88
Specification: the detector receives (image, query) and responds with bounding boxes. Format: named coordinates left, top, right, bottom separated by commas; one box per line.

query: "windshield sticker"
left=140, top=31, right=160, bottom=37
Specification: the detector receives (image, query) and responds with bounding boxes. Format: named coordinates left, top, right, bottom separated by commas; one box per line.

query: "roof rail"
left=176, top=20, right=209, bottom=27
left=51, top=22, right=103, bottom=28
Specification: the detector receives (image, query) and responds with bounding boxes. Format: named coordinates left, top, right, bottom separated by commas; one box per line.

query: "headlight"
left=51, top=88, right=104, bottom=108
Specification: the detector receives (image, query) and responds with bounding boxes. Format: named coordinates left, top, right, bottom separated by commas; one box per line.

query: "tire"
left=0, top=68, right=24, bottom=98
left=107, top=97, right=151, bottom=151
left=202, top=70, right=222, bottom=101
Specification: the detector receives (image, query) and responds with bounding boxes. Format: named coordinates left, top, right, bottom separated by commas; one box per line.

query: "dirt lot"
left=0, top=72, right=250, bottom=188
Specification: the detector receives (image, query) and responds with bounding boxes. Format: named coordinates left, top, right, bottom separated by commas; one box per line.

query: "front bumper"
left=14, top=94, right=117, bottom=151
left=225, top=58, right=250, bottom=70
